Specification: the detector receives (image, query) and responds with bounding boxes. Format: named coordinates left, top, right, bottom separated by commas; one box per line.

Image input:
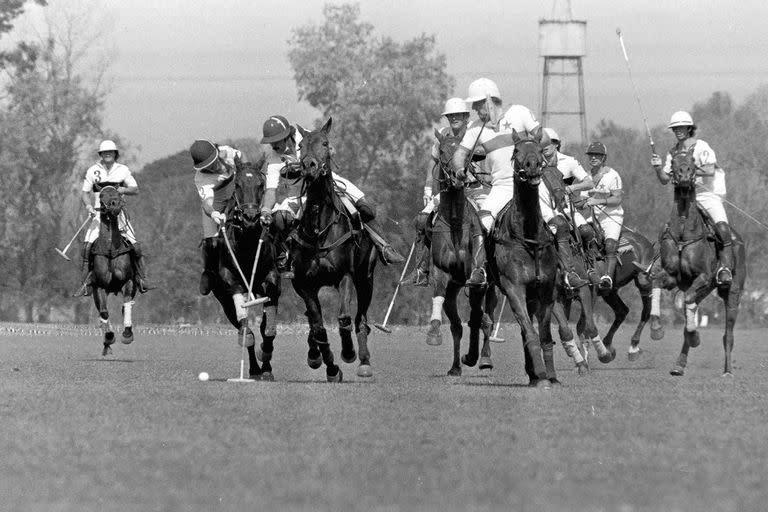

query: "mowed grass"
left=1, top=322, right=767, bottom=512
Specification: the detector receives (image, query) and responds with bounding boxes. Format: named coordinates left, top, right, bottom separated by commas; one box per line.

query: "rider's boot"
left=401, top=239, right=430, bottom=286
left=199, top=237, right=219, bottom=295
left=354, top=198, right=405, bottom=265
left=466, top=233, right=487, bottom=288
left=273, top=210, right=295, bottom=278
left=714, top=221, right=734, bottom=285
left=557, top=235, right=588, bottom=289
left=130, top=242, right=156, bottom=293
left=72, top=242, right=93, bottom=297
left=600, top=238, right=618, bottom=290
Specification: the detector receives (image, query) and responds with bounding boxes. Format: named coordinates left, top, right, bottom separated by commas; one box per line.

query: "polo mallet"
left=489, top=295, right=507, bottom=343
left=55, top=216, right=93, bottom=261
left=374, top=241, right=417, bottom=333
left=616, top=28, right=656, bottom=156
left=220, top=226, right=268, bottom=308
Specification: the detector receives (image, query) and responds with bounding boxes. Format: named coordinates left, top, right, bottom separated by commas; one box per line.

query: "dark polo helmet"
left=585, top=141, right=607, bottom=156
left=190, top=139, right=218, bottom=171
left=261, top=115, right=292, bottom=144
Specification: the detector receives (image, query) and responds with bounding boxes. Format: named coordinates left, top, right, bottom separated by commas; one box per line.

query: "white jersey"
left=589, top=166, right=624, bottom=221
left=81, top=161, right=137, bottom=207
left=556, top=151, right=589, bottom=182
left=194, top=145, right=241, bottom=208
left=662, top=139, right=725, bottom=197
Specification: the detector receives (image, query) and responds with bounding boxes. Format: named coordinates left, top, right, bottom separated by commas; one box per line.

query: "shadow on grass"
left=81, top=358, right=137, bottom=363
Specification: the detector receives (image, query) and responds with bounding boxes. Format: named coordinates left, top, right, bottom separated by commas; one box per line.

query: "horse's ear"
left=296, top=124, right=308, bottom=138
left=434, top=128, right=443, bottom=141
left=321, top=117, right=332, bottom=134
left=511, top=128, right=521, bottom=145
left=532, top=125, right=543, bottom=143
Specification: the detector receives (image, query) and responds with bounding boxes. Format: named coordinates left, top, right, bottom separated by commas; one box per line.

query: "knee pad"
left=355, top=199, right=376, bottom=223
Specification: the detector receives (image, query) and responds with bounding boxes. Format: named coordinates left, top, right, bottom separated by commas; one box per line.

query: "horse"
left=488, top=127, right=562, bottom=387
left=571, top=223, right=657, bottom=363
left=89, top=186, right=138, bottom=356
left=424, top=127, right=498, bottom=375
left=289, top=117, right=378, bottom=382
left=211, top=161, right=281, bottom=380
left=656, top=147, right=745, bottom=376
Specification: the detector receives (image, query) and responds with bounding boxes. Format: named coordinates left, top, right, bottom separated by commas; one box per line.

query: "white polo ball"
left=198, top=372, right=210, bottom=382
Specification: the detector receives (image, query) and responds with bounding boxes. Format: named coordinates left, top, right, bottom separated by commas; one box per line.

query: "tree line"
left=1, top=2, right=767, bottom=326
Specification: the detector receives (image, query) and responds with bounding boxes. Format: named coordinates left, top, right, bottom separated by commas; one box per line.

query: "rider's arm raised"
left=451, top=146, right=471, bottom=179
left=653, top=152, right=671, bottom=185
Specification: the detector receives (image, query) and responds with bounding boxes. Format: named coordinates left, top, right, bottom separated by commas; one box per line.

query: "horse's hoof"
left=650, top=327, right=664, bottom=341
left=121, top=327, right=133, bottom=344
left=327, top=369, right=343, bottom=383
left=425, top=330, right=442, bottom=346
left=307, top=355, right=323, bottom=370
left=461, top=354, right=478, bottom=367
left=260, top=372, right=274, bottom=381
left=341, top=350, right=357, bottom=364
left=670, top=365, right=685, bottom=376
left=627, top=347, right=643, bottom=362
left=549, top=378, right=563, bottom=387
left=447, top=367, right=461, bottom=377
left=478, top=356, right=493, bottom=371
left=249, top=373, right=262, bottom=381
left=576, top=361, right=589, bottom=375
left=104, top=331, right=115, bottom=346
left=530, top=379, right=552, bottom=389
left=598, top=346, right=616, bottom=364
left=356, top=364, right=373, bottom=378
left=101, top=345, right=112, bottom=357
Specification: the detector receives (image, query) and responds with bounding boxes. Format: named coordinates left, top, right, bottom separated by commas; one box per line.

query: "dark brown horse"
left=212, top=162, right=281, bottom=380
left=90, top=186, right=138, bottom=356
left=424, top=128, right=498, bottom=375
left=572, top=225, right=657, bottom=363
left=489, top=127, right=559, bottom=387
left=656, top=147, right=745, bottom=376
left=289, top=118, right=378, bottom=382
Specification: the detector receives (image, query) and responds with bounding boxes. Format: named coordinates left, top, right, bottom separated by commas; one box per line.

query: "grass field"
left=1, top=321, right=767, bottom=511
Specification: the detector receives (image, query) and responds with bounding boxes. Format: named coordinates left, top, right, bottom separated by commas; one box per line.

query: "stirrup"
left=716, top=266, right=733, bottom=286
left=564, top=271, right=588, bottom=290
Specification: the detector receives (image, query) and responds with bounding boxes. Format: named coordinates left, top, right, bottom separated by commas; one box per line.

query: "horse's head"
left=229, top=162, right=266, bottom=229
left=669, top=147, right=697, bottom=190
left=511, top=125, right=544, bottom=185
left=297, top=117, right=333, bottom=183
left=98, top=186, right=124, bottom=218
left=435, top=128, right=464, bottom=190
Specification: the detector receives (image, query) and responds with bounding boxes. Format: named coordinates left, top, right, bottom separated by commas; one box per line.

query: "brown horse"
left=89, top=186, right=138, bottom=356
left=289, top=118, right=378, bottom=382
left=211, top=163, right=281, bottom=380
left=489, top=127, right=559, bottom=387
left=656, top=147, right=745, bottom=376
left=424, top=128, right=498, bottom=375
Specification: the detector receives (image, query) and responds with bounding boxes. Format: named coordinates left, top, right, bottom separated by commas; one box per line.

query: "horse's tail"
left=622, top=228, right=656, bottom=271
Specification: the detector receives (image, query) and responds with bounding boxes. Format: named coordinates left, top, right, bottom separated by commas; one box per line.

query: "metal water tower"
left=539, top=0, right=587, bottom=146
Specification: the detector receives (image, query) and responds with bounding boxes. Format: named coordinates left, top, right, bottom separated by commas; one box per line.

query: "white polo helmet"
left=442, top=97, right=470, bottom=116
left=98, top=140, right=118, bottom=153
left=466, top=77, right=501, bottom=103
left=668, top=111, right=695, bottom=129
left=542, top=127, right=560, bottom=142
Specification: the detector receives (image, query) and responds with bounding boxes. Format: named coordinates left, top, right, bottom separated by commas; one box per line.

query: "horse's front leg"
left=256, top=273, right=280, bottom=381
left=293, top=282, right=341, bottom=382
left=352, top=266, right=375, bottom=378
left=442, top=282, right=463, bottom=376
left=120, top=281, right=136, bottom=345
left=93, top=288, right=114, bottom=356
left=536, top=297, right=559, bottom=385
left=425, top=266, right=449, bottom=346
left=499, top=279, right=549, bottom=387
left=337, top=275, right=357, bottom=365
left=478, top=285, right=498, bottom=370
left=553, top=292, right=587, bottom=373
left=718, top=279, right=742, bottom=377
left=628, top=276, right=652, bottom=360
left=461, top=286, right=485, bottom=368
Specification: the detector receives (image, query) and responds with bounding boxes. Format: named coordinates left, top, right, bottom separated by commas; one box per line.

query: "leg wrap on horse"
left=200, top=237, right=219, bottom=295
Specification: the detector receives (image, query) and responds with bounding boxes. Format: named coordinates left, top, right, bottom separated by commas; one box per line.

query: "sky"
left=11, top=0, right=768, bottom=168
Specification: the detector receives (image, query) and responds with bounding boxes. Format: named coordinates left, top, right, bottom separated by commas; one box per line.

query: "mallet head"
left=55, top=248, right=72, bottom=261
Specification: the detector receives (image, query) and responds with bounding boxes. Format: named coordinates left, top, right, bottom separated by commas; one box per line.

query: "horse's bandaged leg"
left=589, top=334, right=609, bottom=358
left=561, top=338, right=584, bottom=363
left=650, top=288, right=662, bottom=317
left=99, top=316, right=111, bottom=333
left=122, top=300, right=134, bottom=327
left=232, top=293, right=248, bottom=322
left=685, top=302, right=698, bottom=332
left=431, top=296, right=444, bottom=322
left=263, top=305, right=277, bottom=337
